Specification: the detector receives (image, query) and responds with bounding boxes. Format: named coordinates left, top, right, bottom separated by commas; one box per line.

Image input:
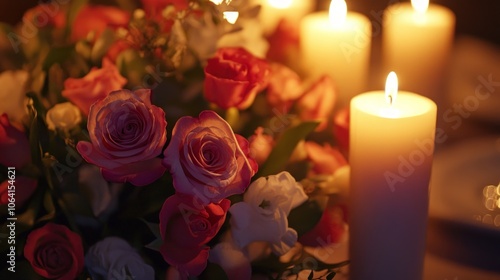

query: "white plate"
left=429, top=136, right=500, bottom=233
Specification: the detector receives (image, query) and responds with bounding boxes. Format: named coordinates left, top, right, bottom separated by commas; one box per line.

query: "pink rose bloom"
left=24, top=223, right=84, bottom=280
left=71, top=5, right=130, bottom=42
left=62, top=59, right=127, bottom=116
left=333, top=107, right=350, bottom=157
left=163, top=110, right=257, bottom=204
left=159, top=194, right=230, bottom=278
left=305, top=141, right=347, bottom=176
left=248, top=127, right=274, bottom=165
left=77, top=89, right=167, bottom=186
left=0, top=114, right=30, bottom=168
left=204, top=47, right=270, bottom=110
left=0, top=176, right=37, bottom=208
left=297, top=75, right=337, bottom=131
left=266, top=63, right=302, bottom=112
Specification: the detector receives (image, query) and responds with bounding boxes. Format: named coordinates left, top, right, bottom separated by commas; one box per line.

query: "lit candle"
left=349, top=72, right=437, bottom=280
left=300, top=0, right=371, bottom=108
left=256, top=0, right=314, bottom=35
left=382, top=0, right=455, bottom=105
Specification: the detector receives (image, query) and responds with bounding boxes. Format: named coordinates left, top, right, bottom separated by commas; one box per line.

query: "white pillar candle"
left=349, top=72, right=437, bottom=280
left=256, top=0, right=314, bottom=35
left=382, top=0, right=455, bottom=105
left=300, top=0, right=371, bottom=108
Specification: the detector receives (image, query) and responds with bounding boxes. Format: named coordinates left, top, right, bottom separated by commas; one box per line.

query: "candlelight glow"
left=210, top=0, right=223, bottom=4
left=385, top=71, right=398, bottom=105
left=411, top=0, right=429, bottom=14
left=329, top=0, right=347, bottom=26
left=268, top=0, right=293, bottom=9
left=223, top=11, right=239, bottom=24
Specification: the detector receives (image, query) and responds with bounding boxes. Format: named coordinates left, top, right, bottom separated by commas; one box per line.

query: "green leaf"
left=287, top=200, right=322, bottom=237
left=42, top=45, right=75, bottom=71
left=255, top=121, right=319, bottom=178
left=27, top=94, right=49, bottom=167
left=145, top=237, right=162, bottom=252
left=140, top=219, right=161, bottom=239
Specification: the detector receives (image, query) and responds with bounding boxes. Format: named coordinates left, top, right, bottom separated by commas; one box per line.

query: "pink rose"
left=62, top=59, right=127, bottom=116
left=266, top=63, right=303, bottom=112
left=24, top=223, right=84, bottom=280
left=204, top=47, right=270, bottom=110
left=0, top=176, right=37, bottom=208
left=159, top=194, right=230, bottom=278
left=297, top=75, right=337, bottom=131
left=71, top=5, right=130, bottom=42
left=305, top=141, right=347, bottom=176
left=248, top=127, right=275, bottom=165
left=77, top=89, right=167, bottom=186
left=163, top=110, right=257, bottom=204
left=333, top=107, right=349, bottom=156
left=0, top=114, right=30, bottom=168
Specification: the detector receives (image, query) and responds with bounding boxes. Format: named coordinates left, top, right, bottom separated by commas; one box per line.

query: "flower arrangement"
left=0, top=0, right=351, bottom=279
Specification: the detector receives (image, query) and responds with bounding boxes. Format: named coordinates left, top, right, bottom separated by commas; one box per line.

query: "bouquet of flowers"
left=0, top=0, right=351, bottom=279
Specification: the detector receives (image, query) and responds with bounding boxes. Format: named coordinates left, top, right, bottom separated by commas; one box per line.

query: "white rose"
left=85, top=237, right=154, bottom=280
left=229, top=172, right=308, bottom=255
left=46, top=102, right=82, bottom=131
left=0, top=70, right=29, bottom=123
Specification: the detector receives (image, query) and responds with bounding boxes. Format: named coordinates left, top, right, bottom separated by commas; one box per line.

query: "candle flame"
left=411, top=0, right=429, bottom=14
left=269, top=0, right=293, bottom=9
left=385, top=71, right=398, bottom=105
left=329, top=0, right=347, bottom=26
left=223, top=11, right=239, bottom=24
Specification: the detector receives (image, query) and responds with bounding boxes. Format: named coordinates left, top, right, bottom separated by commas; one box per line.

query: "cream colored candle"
left=300, top=0, right=371, bottom=108
left=349, top=72, right=437, bottom=280
left=256, top=0, right=314, bottom=35
left=382, top=0, right=455, bottom=105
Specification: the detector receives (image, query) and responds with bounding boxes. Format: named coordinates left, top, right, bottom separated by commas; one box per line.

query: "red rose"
left=24, top=223, right=84, bottom=280
left=266, top=63, right=303, bottom=112
left=333, top=107, right=350, bottom=156
left=266, top=18, right=301, bottom=70
left=141, top=0, right=189, bottom=15
left=62, top=58, right=127, bottom=115
left=0, top=114, right=30, bottom=169
left=71, top=5, right=130, bottom=42
left=77, top=89, right=167, bottom=186
left=204, top=47, right=270, bottom=110
left=304, top=141, right=347, bottom=176
left=297, top=75, right=337, bottom=131
left=23, top=4, right=66, bottom=30
left=0, top=176, right=37, bottom=208
left=159, top=194, right=230, bottom=278
left=163, top=111, right=257, bottom=204
left=299, top=204, right=347, bottom=247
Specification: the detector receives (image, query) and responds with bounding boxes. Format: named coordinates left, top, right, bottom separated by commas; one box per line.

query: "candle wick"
left=388, top=94, right=393, bottom=106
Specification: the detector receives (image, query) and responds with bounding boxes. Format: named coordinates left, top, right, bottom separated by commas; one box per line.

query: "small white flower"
left=229, top=171, right=307, bottom=255
left=46, top=102, right=82, bottom=131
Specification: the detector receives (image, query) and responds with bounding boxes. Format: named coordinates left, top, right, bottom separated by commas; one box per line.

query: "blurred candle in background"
left=256, top=0, right=314, bottom=35
left=349, top=72, right=437, bottom=280
left=382, top=0, right=455, bottom=106
left=300, top=0, right=371, bottom=109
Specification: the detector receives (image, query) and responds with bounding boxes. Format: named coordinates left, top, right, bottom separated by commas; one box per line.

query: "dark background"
left=1, top=0, right=500, bottom=46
